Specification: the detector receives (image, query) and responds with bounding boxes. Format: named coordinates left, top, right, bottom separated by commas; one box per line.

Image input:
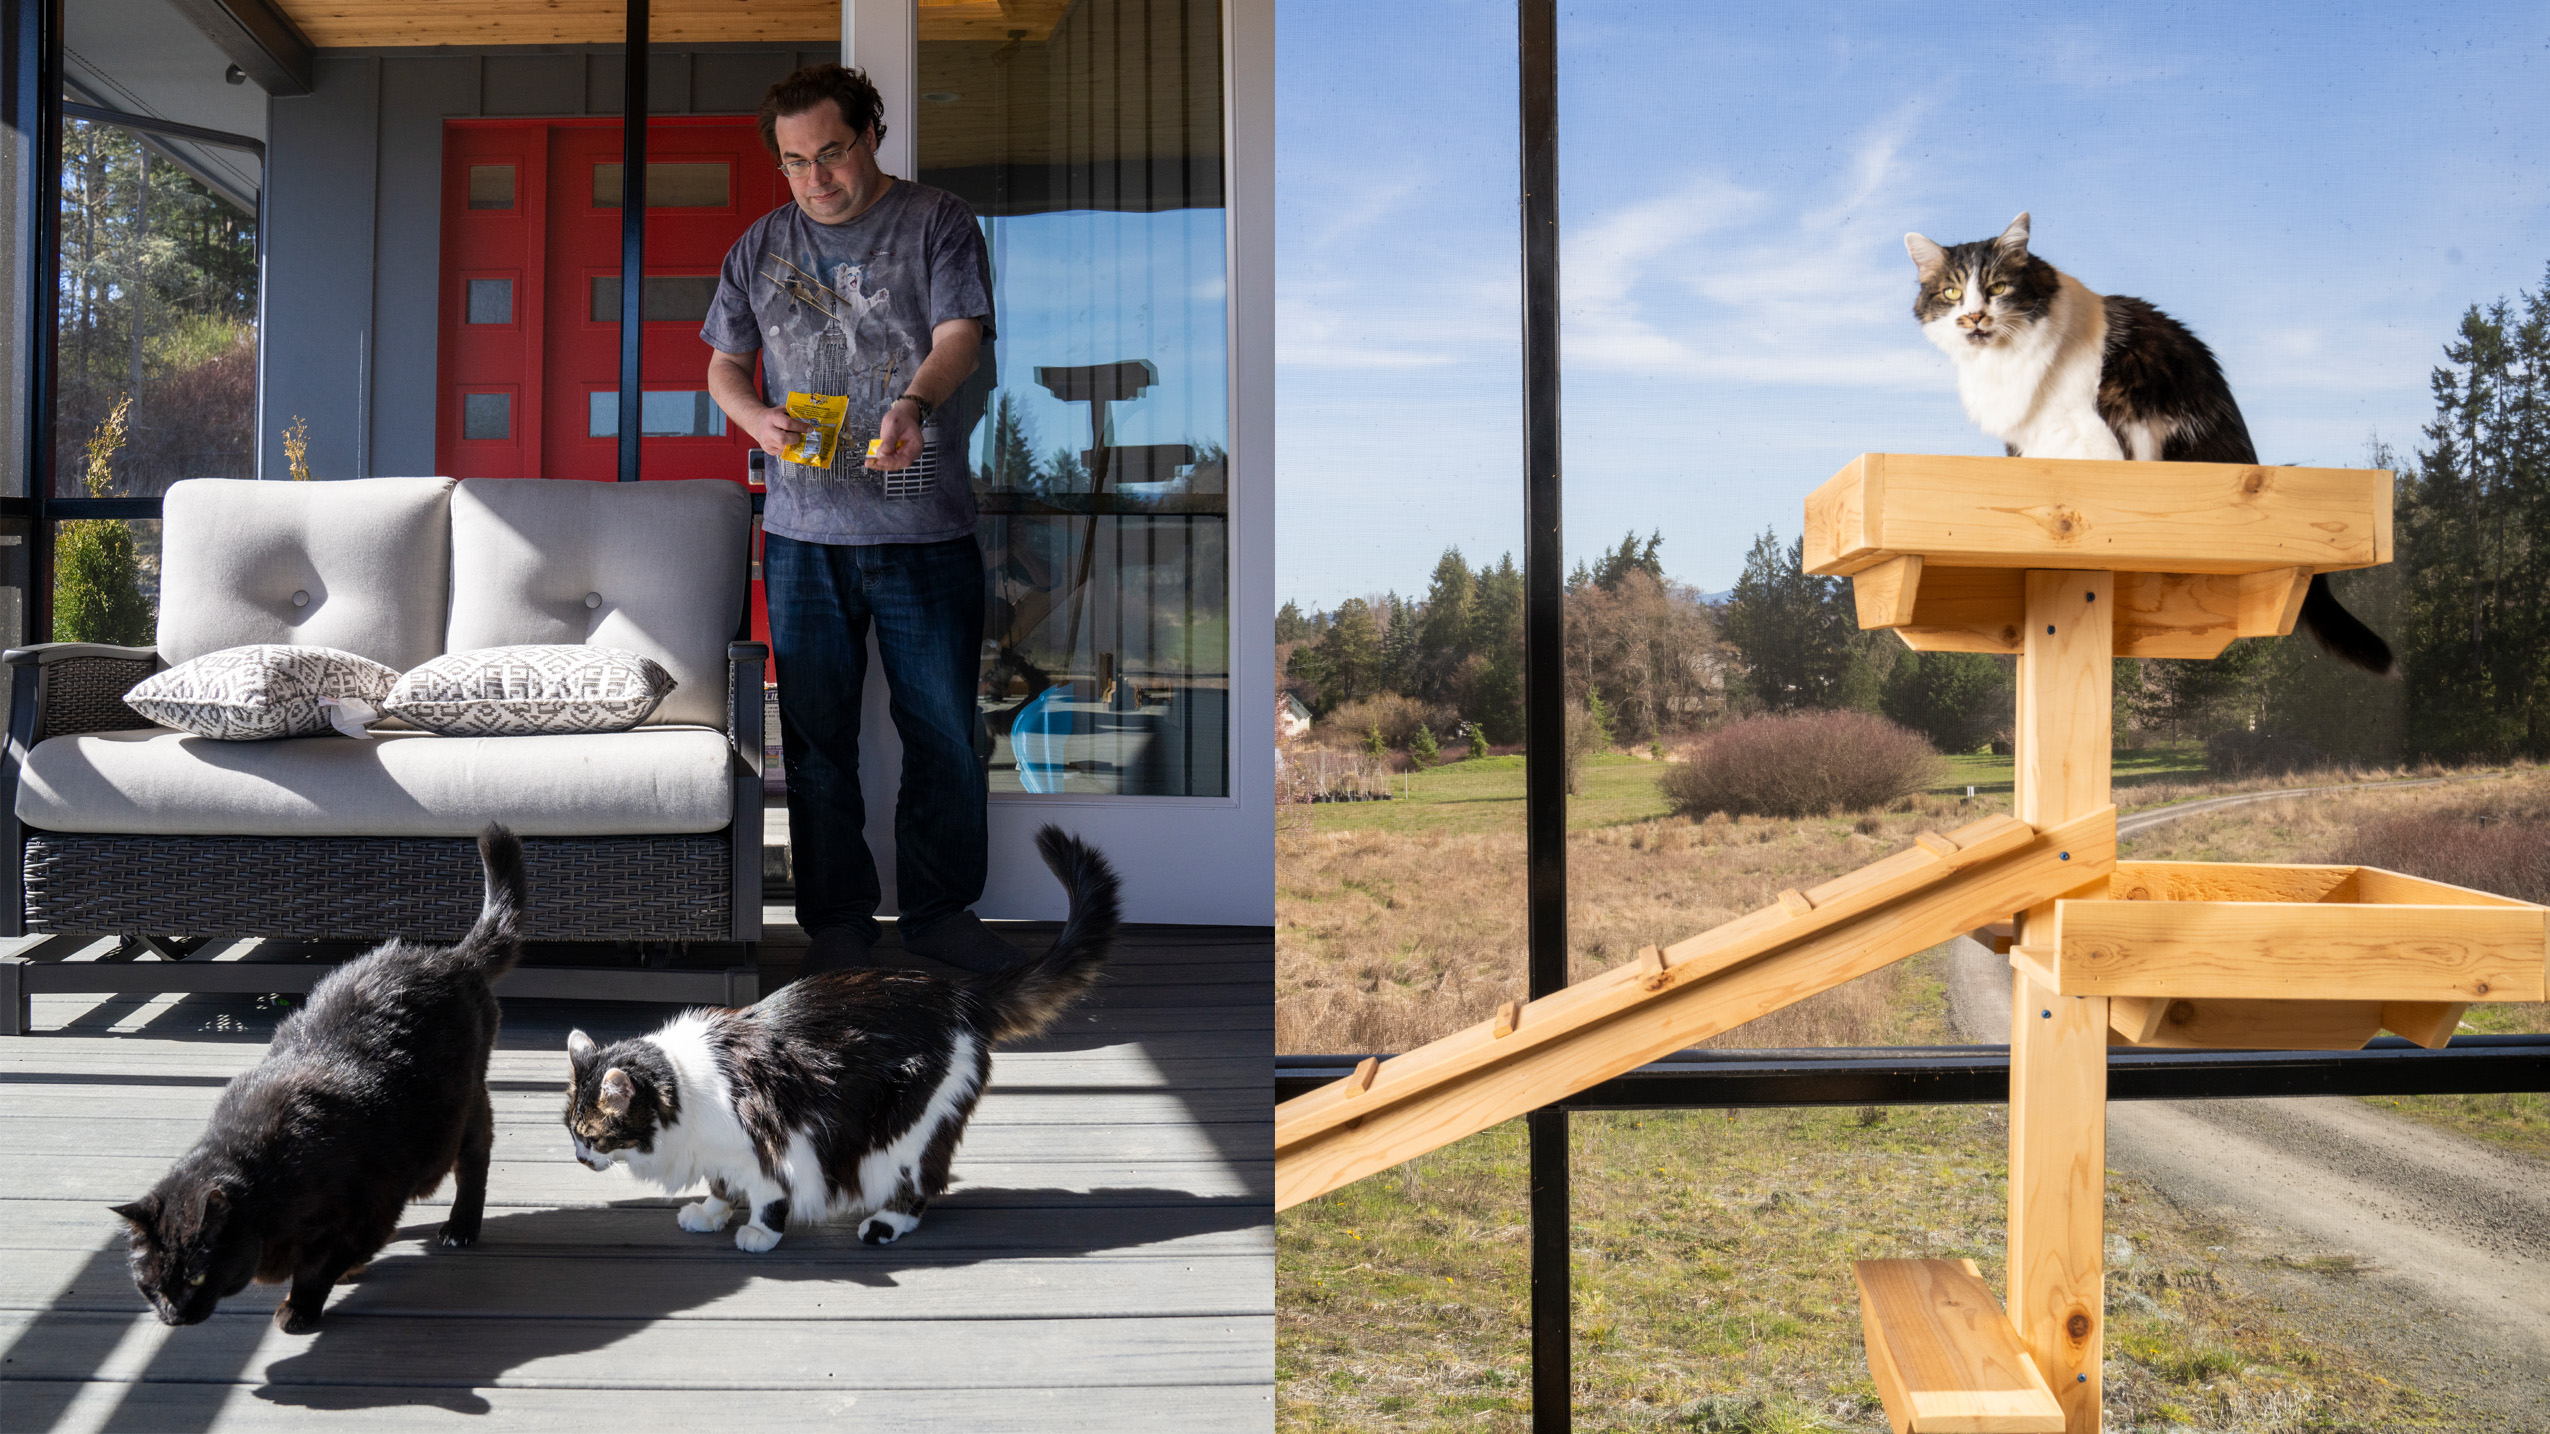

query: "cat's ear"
left=1995, top=212, right=2032, bottom=258
left=567, top=1029, right=596, bottom=1067
left=109, top=1196, right=158, bottom=1230
left=197, top=1184, right=232, bottom=1232
left=1904, top=233, right=1947, bottom=282
left=598, top=1068, right=636, bottom=1116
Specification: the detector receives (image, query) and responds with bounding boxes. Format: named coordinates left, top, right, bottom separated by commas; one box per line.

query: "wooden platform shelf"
left=2007, top=861, right=2550, bottom=1051
left=1855, top=1259, right=2063, bottom=1434
left=1802, top=455, right=2393, bottom=658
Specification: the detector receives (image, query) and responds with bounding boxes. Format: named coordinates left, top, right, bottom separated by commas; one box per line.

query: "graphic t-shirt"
left=701, top=181, right=994, bottom=545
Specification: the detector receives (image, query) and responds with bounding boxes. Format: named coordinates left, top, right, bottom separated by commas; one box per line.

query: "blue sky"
left=1273, top=0, right=2550, bottom=607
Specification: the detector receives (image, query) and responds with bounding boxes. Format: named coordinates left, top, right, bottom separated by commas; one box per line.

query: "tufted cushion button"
left=291, top=590, right=311, bottom=608
left=584, top=592, right=602, bottom=609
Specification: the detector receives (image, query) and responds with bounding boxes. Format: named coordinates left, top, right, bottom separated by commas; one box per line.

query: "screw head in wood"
left=2045, top=624, right=2056, bottom=634
left=291, top=590, right=310, bottom=608
left=585, top=592, right=603, bottom=609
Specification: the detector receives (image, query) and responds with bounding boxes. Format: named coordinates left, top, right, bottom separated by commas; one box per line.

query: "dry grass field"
left=1276, top=751, right=2547, bottom=1433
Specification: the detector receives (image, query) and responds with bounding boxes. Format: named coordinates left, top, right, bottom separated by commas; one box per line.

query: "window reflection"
left=921, top=0, right=1230, bottom=798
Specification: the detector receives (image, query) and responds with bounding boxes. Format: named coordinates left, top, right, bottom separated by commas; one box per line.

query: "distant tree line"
left=1280, top=532, right=1723, bottom=746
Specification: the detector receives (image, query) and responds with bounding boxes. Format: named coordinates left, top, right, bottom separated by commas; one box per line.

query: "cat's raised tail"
left=970, top=826, right=1122, bottom=1043
left=2300, top=573, right=2395, bottom=677
left=451, top=823, right=528, bottom=977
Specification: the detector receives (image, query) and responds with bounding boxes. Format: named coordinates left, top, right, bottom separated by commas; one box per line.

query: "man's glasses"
left=777, top=144, right=855, bottom=179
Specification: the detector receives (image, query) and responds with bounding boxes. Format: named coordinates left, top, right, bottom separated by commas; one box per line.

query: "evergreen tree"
left=982, top=390, right=1038, bottom=489
left=1467, top=554, right=1526, bottom=742
left=1718, top=528, right=1858, bottom=712
left=1315, top=597, right=1385, bottom=708
left=55, top=396, right=153, bottom=645
left=1590, top=530, right=1665, bottom=591
left=1410, top=723, right=1440, bottom=770
left=1467, top=723, right=1490, bottom=759
left=1881, top=650, right=2009, bottom=753
left=1378, top=588, right=1419, bottom=692
left=1412, top=548, right=1475, bottom=700
left=1274, top=599, right=1312, bottom=644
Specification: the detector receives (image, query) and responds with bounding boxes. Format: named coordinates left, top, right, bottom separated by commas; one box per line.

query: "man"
left=703, top=63, right=1011, bottom=975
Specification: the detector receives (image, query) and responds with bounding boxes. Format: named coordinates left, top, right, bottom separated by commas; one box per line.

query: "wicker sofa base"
left=23, top=831, right=734, bottom=942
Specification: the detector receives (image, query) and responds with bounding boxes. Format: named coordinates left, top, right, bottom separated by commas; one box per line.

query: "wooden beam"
left=2107, top=862, right=2356, bottom=905
left=2236, top=567, right=2310, bottom=638
left=2110, top=997, right=2385, bottom=1051
left=1273, top=808, right=2118, bottom=1210
left=1803, top=454, right=2392, bottom=577
left=1890, top=566, right=2024, bottom=653
left=274, top=0, right=842, bottom=46
left=2380, top=1001, right=2469, bottom=1049
left=2110, top=572, right=2240, bottom=659
left=170, top=0, right=313, bottom=96
left=1856, top=1259, right=2065, bottom=1434
left=2049, top=900, right=2548, bottom=1003
left=2009, top=569, right=2111, bottom=1434
left=1853, top=554, right=1925, bottom=628
left=2106, top=996, right=2168, bottom=1044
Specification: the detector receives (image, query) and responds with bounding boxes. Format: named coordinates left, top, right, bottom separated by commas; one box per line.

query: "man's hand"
left=742, top=404, right=811, bottom=459
left=867, top=399, right=922, bottom=471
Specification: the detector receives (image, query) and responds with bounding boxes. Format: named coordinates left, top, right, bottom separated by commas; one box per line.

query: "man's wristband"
left=894, top=393, right=936, bottom=424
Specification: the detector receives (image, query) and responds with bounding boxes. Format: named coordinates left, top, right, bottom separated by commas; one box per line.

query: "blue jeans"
left=764, top=533, right=987, bottom=940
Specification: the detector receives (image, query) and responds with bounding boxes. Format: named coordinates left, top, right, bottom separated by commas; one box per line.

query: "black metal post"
left=8, top=0, right=61, bottom=639
left=1518, top=0, right=1566, bottom=1428
left=616, top=0, right=649, bottom=482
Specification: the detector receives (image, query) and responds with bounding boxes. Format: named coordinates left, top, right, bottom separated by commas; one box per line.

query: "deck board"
left=0, top=926, right=1273, bottom=1431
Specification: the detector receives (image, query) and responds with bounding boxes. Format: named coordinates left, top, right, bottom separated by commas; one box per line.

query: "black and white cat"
left=1904, top=212, right=2393, bottom=674
left=562, top=825, right=1119, bottom=1251
left=112, top=826, right=526, bottom=1332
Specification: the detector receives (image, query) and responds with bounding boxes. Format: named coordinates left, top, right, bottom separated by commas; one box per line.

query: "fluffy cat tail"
left=454, top=823, right=528, bottom=977
left=972, top=826, right=1121, bottom=1043
left=2299, top=574, right=2395, bottom=677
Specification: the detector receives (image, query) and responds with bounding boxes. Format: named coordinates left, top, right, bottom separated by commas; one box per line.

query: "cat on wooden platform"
left=1905, top=211, right=2394, bottom=675
left=111, top=826, right=527, bottom=1333
left=562, top=825, right=1120, bottom=1252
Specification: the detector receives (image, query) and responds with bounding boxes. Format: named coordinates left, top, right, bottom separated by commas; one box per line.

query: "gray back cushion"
left=158, top=477, right=457, bottom=671
left=446, top=479, right=748, bottom=728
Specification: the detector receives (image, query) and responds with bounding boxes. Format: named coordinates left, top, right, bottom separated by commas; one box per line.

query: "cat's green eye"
left=1988, top=282, right=2011, bottom=296
left=1941, top=287, right=1962, bottom=301
left=187, top=1272, right=206, bottom=1286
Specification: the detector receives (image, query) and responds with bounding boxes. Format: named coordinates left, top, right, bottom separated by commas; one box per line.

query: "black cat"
left=111, top=825, right=526, bottom=1332
left=1905, top=212, right=2393, bottom=675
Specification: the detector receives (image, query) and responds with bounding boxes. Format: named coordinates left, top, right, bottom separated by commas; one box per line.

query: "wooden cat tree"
left=1273, top=455, right=2550, bottom=1434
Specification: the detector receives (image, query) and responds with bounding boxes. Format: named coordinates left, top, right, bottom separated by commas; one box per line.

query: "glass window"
left=589, top=274, right=721, bottom=324
left=467, top=164, right=515, bottom=209
left=592, top=161, right=731, bottom=209
left=588, top=390, right=728, bottom=438
left=461, top=393, right=511, bottom=441
left=55, top=118, right=259, bottom=498
left=465, top=278, right=513, bottom=325
left=922, top=0, right=1230, bottom=798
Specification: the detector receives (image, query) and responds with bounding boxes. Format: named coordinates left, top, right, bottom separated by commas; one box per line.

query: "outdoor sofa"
left=0, top=476, right=765, bottom=1033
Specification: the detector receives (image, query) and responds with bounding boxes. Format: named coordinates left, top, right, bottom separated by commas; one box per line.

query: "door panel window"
left=592, top=161, right=731, bottom=209
left=465, top=278, right=514, bottom=325
left=467, top=165, right=515, bottom=210
left=461, top=393, right=511, bottom=441
left=589, top=274, right=721, bottom=324
left=588, top=390, right=727, bottom=439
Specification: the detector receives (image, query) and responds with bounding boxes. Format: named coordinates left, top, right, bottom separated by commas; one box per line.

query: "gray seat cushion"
left=16, top=727, right=734, bottom=838
left=158, top=477, right=457, bottom=672
left=446, top=479, right=748, bottom=729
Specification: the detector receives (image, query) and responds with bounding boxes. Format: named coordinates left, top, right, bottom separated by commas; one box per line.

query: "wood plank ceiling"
left=273, top=0, right=1073, bottom=48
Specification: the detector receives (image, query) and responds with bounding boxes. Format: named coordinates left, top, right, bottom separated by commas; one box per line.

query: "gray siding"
left=258, top=47, right=831, bottom=481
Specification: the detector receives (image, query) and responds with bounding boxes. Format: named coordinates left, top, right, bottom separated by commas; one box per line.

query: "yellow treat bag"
left=780, top=392, right=848, bottom=469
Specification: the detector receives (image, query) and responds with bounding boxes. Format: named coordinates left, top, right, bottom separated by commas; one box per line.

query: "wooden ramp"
left=0, top=926, right=1273, bottom=1432
left=1855, top=1260, right=2062, bottom=1434
left=1273, top=808, right=2117, bottom=1210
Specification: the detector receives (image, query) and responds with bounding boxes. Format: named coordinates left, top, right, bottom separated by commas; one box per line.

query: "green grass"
left=1305, top=753, right=1673, bottom=838
left=1929, top=744, right=2214, bottom=801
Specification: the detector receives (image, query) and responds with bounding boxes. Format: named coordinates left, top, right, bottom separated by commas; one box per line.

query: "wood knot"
left=2241, top=468, right=2269, bottom=494
left=2473, top=982, right=2490, bottom=996
left=2045, top=506, right=2083, bottom=539
left=2167, top=1000, right=2196, bottom=1024
left=2067, top=1312, right=2092, bottom=1340
left=2124, top=886, right=2152, bottom=901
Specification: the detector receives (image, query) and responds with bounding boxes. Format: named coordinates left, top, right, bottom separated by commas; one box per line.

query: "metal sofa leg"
left=2, top=959, right=28, bottom=1036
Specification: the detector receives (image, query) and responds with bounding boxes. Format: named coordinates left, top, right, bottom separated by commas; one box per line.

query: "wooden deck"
left=0, top=922, right=1272, bottom=1432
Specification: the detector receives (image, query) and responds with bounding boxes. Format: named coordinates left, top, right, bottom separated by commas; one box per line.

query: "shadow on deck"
left=0, top=922, right=1272, bottom=1432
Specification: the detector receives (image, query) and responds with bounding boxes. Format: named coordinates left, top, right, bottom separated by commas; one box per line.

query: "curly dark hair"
left=757, top=63, right=887, bottom=157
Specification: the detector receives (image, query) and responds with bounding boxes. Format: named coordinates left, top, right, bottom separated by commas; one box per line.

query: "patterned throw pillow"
left=122, top=645, right=401, bottom=741
left=383, top=645, right=678, bottom=736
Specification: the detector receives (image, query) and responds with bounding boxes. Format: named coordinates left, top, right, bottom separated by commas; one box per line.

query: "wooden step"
left=1855, top=1259, right=2063, bottom=1434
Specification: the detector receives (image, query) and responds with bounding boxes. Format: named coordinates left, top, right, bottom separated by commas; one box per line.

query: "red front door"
left=439, top=117, right=786, bottom=633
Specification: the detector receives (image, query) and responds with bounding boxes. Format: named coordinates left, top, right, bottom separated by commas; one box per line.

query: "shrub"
left=1409, top=723, right=1440, bottom=770
left=2337, top=811, right=2550, bottom=903
left=1658, top=710, right=1942, bottom=819
left=1467, top=722, right=1490, bottom=760
left=1315, top=692, right=1456, bottom=750
left=2206, top=728, right=2327, bottom=778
